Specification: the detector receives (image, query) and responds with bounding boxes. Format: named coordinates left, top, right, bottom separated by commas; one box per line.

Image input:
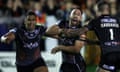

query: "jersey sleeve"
left=8, top=28, right=18, bottom=38
left=9, top=28, right=17, bottom=34
left=39, top=26, right=47, bottom=35
left=58, top=20, right=68, bottom=28
left=86, top=19, right=96, bottom=30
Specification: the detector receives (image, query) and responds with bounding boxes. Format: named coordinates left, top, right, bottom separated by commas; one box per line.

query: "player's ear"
left=69, top=9, right=74, bottom=18
left=69, top=14, right=72, bottom=19
left=24, top=18, right=26, bottom=24
left=69, top=14, right=73, bottom=20
left=69, top=10, right=73, bottom=18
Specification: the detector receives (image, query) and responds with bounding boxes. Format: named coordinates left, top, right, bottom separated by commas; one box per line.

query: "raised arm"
left=45, top=25, right=89, bottom=38
left=65, top=26, right=89, bottom=37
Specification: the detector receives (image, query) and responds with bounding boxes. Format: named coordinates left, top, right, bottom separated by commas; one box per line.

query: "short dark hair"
left=71, top=7, right=83, bottom=14
left=97, top=1, right=110, bottom=12
left=26, top=10, right=36, bottom=16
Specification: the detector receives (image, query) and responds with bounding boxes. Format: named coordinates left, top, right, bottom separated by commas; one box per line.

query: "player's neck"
left=101, top=11, right=110, bottom=15
left=26, top=26, right=35, bottom=32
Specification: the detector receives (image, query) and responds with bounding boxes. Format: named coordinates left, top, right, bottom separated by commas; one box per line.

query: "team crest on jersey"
left=24, top=29, right=40, bottom=39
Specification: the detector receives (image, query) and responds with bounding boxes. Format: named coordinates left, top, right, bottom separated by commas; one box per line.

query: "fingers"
left=51, top=48, right=57, bottom=54
left=51, top=48, right=60, bottom=54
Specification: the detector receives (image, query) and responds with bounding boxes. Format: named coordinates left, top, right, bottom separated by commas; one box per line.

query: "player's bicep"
left=74, top=40, right=85, bottom=53
left=74, top=34, right=86, bottom=52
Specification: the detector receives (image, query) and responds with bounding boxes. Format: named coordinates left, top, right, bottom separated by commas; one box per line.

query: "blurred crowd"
left=0, top=0, right=84, bottom=20
left=0, top=0, right=120, bottom=20
left=0, top=0, right=120, bottom=52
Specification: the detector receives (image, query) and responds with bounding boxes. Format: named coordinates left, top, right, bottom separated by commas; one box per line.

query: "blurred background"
left=0, top=0, right=120, bottom=72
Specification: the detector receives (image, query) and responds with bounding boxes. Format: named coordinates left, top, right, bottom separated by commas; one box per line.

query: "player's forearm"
left=59, top=27, right=88, bottom=38
left=45, top=28, right=67, bottom=39
left=44, top=34, right=61, bottom=39
left=79, top=38, right=100, bottom=45
left=59, top=45, right=79, bottom=54
left=46, top=24, right=88, bottom=38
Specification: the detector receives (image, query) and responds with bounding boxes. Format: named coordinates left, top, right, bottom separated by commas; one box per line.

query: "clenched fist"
left=51, top=45, right=64, bottom=54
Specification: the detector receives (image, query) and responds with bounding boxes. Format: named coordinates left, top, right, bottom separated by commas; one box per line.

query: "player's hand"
left=0, top=36, right=7, bottom=43
left=51, top=47, right=60, bottom=54
left=51, top=45, right=64, bottom=54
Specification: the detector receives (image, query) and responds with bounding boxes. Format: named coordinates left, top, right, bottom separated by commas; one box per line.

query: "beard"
left=70, top=21, right=82, bottom=28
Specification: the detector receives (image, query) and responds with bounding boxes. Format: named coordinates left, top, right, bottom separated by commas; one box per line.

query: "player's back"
left=88, top=15, right=120, bottom=54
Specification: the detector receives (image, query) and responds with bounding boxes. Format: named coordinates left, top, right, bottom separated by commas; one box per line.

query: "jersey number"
left=109, top=29, right=114, bottom=40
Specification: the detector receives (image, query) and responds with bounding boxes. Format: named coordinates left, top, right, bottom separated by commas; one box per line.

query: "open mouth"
left=72, top=19, right=78, bottom=23
left=72, top=17, right=78, bottom=21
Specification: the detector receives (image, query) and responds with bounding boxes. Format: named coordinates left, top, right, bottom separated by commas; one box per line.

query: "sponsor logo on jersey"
left=101, top=18, right=119, bottom=28
left=101, top=18, right=116, bottom=23
left=23, top=42, right=39, bottom=49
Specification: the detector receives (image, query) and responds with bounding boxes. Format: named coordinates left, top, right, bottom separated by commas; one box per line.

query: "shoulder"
left=87, top=18, right=97, bottom=25
left=57, top=20, right=68, bottom=28
left=36, top=25, right=46, bottom=29
left=111, top=16, right=120, bottom=21
left=35, top=25, right=47, bottom=33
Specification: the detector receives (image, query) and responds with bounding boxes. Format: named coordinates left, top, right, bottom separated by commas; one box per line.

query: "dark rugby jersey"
left=58, top=20, right=84, bottom=64
left=9, top=25, right=46, bottom=66
left=87, top=15, right=120, bottom=54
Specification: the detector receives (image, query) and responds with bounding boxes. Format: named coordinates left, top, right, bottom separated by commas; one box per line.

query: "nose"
left=73, top=16, right=77, bottom=19
left=30, top=20, right=35, bottom=23
left=74, top=14, right=78, bottom=18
